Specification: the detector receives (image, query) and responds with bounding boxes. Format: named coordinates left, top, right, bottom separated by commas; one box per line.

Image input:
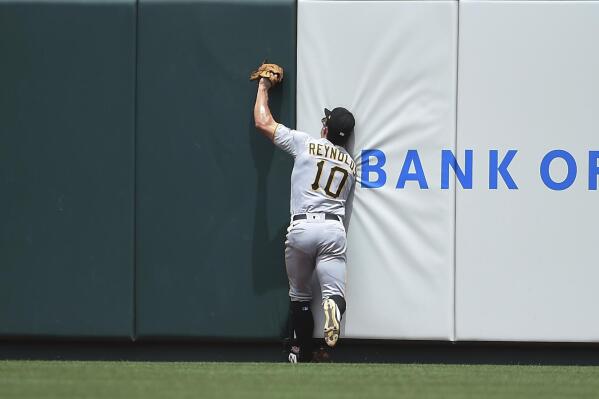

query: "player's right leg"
left=316, top=220, right=347, bottom=348
left=323, top=296, right=345, bottom=347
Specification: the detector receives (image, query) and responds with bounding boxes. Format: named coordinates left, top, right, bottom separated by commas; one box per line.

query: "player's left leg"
left=284, top=221, right=318, bottom=362
left=288, top=300, right=314, bottom=362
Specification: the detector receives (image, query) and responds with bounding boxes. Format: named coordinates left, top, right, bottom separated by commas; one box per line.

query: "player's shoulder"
left=275, top=124, right=310, bottom=140
left=273, top=124, right=313, bottom=157
left=274, top=123, right=302, bottom=135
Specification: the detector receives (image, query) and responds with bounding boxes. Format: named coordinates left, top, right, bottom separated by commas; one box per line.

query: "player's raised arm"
left=250, top=62, right=284, bottom=141
left=253, top=77, right=279, bottom=141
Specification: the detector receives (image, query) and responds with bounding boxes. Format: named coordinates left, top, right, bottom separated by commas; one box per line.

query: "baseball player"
left=251, top=63, right=356, bottom=363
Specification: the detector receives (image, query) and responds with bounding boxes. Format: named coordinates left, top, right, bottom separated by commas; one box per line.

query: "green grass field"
left=1, top=361, right=599, bottom=399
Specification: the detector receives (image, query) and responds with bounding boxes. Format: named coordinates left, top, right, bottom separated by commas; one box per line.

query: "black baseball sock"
left=290, top=300, right=314, bottom=362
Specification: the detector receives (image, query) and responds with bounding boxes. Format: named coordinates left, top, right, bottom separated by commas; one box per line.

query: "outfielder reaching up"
left=251, top=63, right=356, bottom=363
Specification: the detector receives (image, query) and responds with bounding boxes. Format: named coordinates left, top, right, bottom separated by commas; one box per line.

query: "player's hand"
left=259, top=77, right=272, bottom=90
left=250, top=62, right=283, bottom=88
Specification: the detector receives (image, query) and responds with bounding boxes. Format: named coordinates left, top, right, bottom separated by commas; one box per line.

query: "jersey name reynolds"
left=308, top=143, right=357, bottom=176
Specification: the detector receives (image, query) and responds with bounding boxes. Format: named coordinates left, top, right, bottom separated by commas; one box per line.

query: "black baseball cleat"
left=323, top=298, right=341, bottom=347
left=287, top=345, right=300, bottom=364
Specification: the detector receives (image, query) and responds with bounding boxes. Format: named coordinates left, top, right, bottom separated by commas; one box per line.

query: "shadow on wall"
left=247, top=84, right=289, bottom=297
left=344, top=134, right=357, bottom=231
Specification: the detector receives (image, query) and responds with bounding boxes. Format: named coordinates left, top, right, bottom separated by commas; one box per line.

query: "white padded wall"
left=456, top=1, right=599, bottom=341
left=298, top=0, right=458, bottom=339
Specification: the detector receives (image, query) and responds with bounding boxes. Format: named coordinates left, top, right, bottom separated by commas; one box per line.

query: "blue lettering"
left=589, top=151, right=599, bottom=190
left=540, top=150, right=577, bottom=190
left=361, top=149, right=386, bottom=188
left=489, top=150, right=518, bottom=189
left=397, top=150, right=428, bottom=189
left=441, top=150, right=473, bottom=189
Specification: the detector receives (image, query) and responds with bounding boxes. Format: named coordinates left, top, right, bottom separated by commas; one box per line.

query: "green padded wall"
left=0, top=0, right=135, bottom=338
left=136, top=0, right=295, bottom=338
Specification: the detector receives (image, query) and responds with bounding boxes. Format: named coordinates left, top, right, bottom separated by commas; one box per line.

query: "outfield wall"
left=298, top=0, right=458, bottom=341
left=455, top=0, right=599, bottom=342
left=0, top=0, right=136, bottom=338
left=1, top=0, right=598, bottom=343
left=134, top=0, right=295, bottom=339
left=0, top=0, right=295, bottom=340
left=297, top=0, right=599, bottom=342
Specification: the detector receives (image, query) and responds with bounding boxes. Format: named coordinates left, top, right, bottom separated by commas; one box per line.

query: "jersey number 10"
left=311, top=160, right=349, bottom=199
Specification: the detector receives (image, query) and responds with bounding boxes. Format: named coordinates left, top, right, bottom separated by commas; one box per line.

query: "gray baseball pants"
left=285, top=216, right=347, bottom=302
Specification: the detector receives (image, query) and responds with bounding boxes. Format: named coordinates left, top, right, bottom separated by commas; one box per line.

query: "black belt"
left=293, top=213, right=340, bottom=222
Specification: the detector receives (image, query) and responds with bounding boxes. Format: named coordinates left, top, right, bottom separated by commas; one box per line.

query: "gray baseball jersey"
left=274, top=124, right=356, bottom=217
left=274, top=123, right=355, bottom=303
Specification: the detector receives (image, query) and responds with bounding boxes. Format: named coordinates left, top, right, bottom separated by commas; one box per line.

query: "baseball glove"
left=249, top=61, right=284, bottom=86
